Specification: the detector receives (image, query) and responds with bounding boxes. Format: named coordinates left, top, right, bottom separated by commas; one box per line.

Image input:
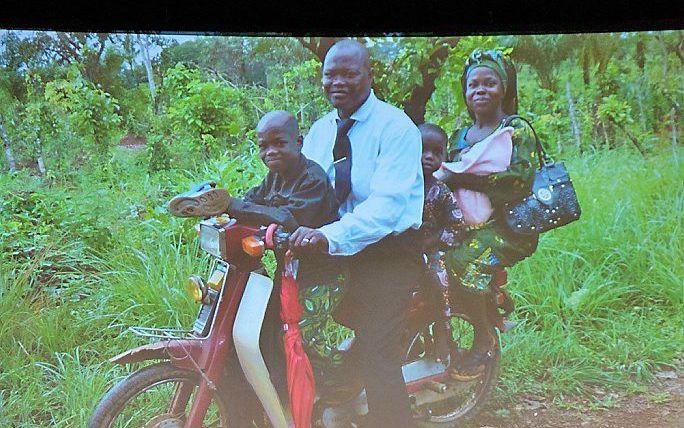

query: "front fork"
left=180, top=265, right=289, bottom=428
left=180, top=266, right=252, bottom=428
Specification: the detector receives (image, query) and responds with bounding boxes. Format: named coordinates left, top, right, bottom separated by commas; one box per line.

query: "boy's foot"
left=168, top=186, right=231, bottom=218
left=449, top=349, right=490, bottom=381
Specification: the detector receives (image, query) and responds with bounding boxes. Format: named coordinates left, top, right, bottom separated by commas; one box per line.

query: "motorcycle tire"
left=88, top=362, right=231, bottom=428
left=406, top=317, right=501, bottom=427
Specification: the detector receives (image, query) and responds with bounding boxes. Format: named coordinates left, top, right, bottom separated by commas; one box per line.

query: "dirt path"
left=467, top=373, right=684, bottom=428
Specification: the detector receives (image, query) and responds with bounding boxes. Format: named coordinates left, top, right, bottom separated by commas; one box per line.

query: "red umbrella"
left=280, top=251, right=315, bottom=428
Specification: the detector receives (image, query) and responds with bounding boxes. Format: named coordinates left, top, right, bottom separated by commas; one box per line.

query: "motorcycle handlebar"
left=264, top=223, right=291, bottom=252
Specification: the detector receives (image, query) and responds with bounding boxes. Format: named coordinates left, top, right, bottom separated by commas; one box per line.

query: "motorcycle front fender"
left=109, top=339, right=204, bottom=370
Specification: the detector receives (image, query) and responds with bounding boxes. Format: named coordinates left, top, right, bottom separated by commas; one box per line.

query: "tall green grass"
left=500, top=149, right=684, bottom=399
left=0, top=147, right=682, bottom=426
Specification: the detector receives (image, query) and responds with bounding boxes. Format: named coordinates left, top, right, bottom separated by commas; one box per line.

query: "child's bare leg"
left=427, top=252, right=453, bottom=363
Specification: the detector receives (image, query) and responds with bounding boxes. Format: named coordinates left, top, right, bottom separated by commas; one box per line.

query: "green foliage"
left=499, top=148, right=684, bottom=398
left=162, top=63, right=247, bottom=163
left=370, top=37, right=434, bottom=104
left=598, top=94, right=633, bottom=127
left=44, top=65, right=122, bottom=163
left=265, top=58, right=329, bottom=132
left=118, top=84, right=154, bottom=136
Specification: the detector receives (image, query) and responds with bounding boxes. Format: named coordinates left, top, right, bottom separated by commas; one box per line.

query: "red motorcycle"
left=88, top=202, right=514, bottom=427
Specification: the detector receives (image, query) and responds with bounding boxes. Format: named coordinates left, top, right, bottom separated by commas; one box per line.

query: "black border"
left=2, top=1, right=682, bottom=36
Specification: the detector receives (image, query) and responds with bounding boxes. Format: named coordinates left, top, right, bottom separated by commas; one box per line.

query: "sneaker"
left=449, top=349, right=490, bottom=381
left=168, top=183, right=231, bottom=218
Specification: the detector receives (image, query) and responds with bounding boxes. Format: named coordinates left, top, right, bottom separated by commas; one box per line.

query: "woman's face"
left=465, top=66, right=505, bottom=119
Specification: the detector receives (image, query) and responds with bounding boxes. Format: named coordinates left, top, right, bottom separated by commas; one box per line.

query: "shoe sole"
left=168, top=188, right=230, bottom=218
left=449, top=368, right=484, bottom=382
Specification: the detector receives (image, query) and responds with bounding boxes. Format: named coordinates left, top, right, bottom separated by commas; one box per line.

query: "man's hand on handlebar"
left=289, top=226, right=329, bottom=254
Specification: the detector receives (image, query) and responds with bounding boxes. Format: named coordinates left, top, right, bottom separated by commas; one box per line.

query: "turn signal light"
left=206, top=269, right=225, bottom=291
left=241, top=236, right=265, bottom=258
left=186, top=275, right=207, bottom=302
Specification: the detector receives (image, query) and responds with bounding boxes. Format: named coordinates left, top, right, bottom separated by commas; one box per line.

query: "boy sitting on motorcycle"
left=169, top=110, right=345, bottom=419
left=170, top=110, right=338, bottom=231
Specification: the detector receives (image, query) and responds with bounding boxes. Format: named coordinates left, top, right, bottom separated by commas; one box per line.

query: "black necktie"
left=333, top=118, right=355, bottom=203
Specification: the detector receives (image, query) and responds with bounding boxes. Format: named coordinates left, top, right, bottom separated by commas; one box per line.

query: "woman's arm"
left=436, top=183, right=467, bottom=250
left=442, top=120, right=538, bottom=206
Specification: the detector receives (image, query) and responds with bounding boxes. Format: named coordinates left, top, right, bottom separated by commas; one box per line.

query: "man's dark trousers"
left=342, top=232, right=421, bottom=427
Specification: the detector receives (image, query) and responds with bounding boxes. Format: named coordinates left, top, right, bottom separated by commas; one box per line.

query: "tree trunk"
left=295, top=37, right=340, bottom=62
left=659, top=35, right=668, bottom=83
left=601, top=121, right=610, bottom=150
left=403, top=37, right=460, bottom=124
left=0, top=119, right=17, bottom=173
left=672, top=107, right=679, bottom=165
left=137, top=34, right=157, bottom=113
left=582, top=48, right=591, bottom=87
left=298, top=80, right=306, bottom=126
left=636, top=34, right=645, bottom=71
left=565, top=80, right=582, bottom=151
left=636, top=77, right=647, bottom=131
left=35, top=136, right=46, bottom=175
left=610, top=119, right=647, bottom=158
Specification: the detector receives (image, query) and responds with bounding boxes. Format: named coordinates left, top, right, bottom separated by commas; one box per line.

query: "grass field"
left=0, top=146, right=682, bottom=426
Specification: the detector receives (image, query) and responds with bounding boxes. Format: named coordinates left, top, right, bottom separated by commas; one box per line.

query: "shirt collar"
left=275, top=153, right=307, bottom=183
left=332, top=89, right=376, bottom=124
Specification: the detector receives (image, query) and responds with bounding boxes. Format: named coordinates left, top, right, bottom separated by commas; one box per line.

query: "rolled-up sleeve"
left=319, top=125, right=423, bottom=255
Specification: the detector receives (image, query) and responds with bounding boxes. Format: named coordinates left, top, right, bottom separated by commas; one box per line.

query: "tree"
left=0, top=68, right=18, bottom=172
left=162, top=63, right=247, bottom=161
left=0, top=117, right=17, bottom=173
left=510, top=34, right=582, bottom=92
left=44, top=65, right=122, bottom=162
left=137, top=34, right=157, bottom=112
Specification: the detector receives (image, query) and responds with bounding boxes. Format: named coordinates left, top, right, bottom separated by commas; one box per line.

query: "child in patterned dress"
left=418, top=123, right=467, bottom=363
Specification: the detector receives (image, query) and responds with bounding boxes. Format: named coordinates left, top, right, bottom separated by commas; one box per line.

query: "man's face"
left=322, top=49, right=372, bottom=118
left=257, top=126, right=301, bottom=174
left=465, top=66, right=505, bottom=118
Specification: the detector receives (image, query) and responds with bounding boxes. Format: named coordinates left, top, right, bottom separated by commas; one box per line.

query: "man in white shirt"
left=290, top=39, right=423, bottom=427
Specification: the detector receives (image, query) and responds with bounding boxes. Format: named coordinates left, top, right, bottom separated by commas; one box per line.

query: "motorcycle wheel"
left=406, top=315, right=501, bottom=427
left=88, top=362, right=231, bottom=428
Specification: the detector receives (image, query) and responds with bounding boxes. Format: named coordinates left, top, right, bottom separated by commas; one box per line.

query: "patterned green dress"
left=444, top=117, right=540, bottom=292
left=297, top=272, right=352, bottom=372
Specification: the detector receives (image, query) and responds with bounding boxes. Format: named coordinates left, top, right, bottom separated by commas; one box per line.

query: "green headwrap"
left=464, top=49, right=509, bottom=94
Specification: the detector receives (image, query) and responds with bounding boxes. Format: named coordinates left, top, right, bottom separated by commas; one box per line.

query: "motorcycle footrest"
left=501, top=319, right=518, bottom=332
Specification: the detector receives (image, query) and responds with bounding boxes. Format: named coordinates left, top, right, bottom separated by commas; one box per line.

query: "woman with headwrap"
left=434, top=49, right=539, bottom=379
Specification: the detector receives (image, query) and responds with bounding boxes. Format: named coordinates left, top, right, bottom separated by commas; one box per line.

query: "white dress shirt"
left=302, top=90, right=424, bottom=256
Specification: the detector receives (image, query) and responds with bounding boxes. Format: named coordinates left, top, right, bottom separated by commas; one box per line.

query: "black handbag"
left=502, top=115, right=581, bottom=235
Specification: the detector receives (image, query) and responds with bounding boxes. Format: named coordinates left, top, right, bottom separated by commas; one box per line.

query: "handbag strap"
left=502, top=115, right=551, bottom=169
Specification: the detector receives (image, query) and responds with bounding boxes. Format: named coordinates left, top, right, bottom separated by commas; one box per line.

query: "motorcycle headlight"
left=199, top=223, right=225, bottom=258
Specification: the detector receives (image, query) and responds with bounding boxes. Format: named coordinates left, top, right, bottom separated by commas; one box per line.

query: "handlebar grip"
left=264, top=224, right=291, bottom=252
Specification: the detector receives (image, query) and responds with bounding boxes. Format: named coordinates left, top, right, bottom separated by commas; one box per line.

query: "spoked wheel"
left=406, top=315, right=500, bottom=427
left=88, top=363, right=230, bottom=428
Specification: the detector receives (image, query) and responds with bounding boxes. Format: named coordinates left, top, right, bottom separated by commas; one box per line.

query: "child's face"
left=421, top=131, right=446, bottom=176
left=257, top=127, right=301, bottom=174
